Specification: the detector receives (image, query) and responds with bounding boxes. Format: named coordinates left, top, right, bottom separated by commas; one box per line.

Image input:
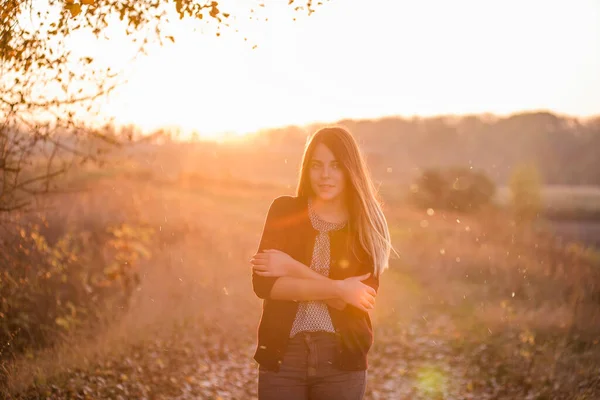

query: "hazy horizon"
left=119, top=108, right=600, bottom=142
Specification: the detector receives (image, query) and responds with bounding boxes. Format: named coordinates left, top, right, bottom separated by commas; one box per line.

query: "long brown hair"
left=296, top=126, right=395, bottom=277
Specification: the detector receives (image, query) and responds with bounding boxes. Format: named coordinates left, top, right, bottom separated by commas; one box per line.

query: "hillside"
left=122, top=112, right=600, bottom=191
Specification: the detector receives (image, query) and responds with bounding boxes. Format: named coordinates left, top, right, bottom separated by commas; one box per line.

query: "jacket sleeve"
left=252, top=196, right=288, bottom=299
left=361, top=271, right=380, bottom=295
left=353, top=248, right=380, bottom=294
left=346, top=256, right=380, bottom=316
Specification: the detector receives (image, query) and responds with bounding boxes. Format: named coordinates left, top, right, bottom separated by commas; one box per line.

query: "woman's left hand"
left=251, top=249, right=295, bottom=277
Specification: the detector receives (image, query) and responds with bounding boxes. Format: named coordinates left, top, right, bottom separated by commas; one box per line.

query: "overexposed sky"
left=89, top=0, right=600, bottom=137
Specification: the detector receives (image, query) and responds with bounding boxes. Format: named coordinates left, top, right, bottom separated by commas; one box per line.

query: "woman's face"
left=309, top=142, right=346, bottom=202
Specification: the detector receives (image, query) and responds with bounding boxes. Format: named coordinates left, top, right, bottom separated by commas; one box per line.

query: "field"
left=495, top=185, right=600, bottom=248
left=2, top=167, right=600, bottom=399
left=3, top=1, right=600, bottom=397
left=495, top=185, right=600, bottom=219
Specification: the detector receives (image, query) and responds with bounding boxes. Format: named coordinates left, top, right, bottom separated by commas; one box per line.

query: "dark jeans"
left=257, top=331, right=367, bottom=400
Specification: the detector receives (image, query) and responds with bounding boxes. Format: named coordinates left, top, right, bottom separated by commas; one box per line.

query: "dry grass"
left=3, top=170, right=600, bottom=399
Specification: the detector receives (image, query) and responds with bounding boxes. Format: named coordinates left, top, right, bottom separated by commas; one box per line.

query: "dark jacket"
left=252, top=195, right=379, bottom=372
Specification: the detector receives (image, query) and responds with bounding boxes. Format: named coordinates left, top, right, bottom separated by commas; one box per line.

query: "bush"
left=0, top=218, right=153, bottom=363
left=409, top=166, right=496, bottom=212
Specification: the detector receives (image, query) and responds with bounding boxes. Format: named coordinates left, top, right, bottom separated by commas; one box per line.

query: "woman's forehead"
left=311, top=142, right=336, bottom=161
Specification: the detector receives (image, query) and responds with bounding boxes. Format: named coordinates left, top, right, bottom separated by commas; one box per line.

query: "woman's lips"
left=319, top=184, right=334, bottom=190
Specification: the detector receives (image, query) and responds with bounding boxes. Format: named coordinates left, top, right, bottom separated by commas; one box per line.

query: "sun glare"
left=72, top=0, right=600, bottom=139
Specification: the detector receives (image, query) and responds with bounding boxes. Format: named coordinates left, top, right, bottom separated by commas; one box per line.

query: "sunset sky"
left=90, top=0, right=600, bottom=137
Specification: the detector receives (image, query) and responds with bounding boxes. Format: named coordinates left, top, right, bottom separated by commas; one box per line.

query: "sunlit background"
left=3, top=1, right=600, bottom=398
left=74, top=0, right=600, bottom=138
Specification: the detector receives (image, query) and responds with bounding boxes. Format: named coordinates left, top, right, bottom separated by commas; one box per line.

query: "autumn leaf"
left=55, top=317, right=70, bottom=329
left=81, top=0, right=95, bottom=5
left=66, top=3, right=81, bottom=17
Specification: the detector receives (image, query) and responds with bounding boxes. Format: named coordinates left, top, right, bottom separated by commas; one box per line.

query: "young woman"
left=250, top=126, right=395, bottom=400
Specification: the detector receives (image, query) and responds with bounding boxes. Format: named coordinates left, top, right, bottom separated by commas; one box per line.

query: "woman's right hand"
left=334, top=273, right=376, bottom=312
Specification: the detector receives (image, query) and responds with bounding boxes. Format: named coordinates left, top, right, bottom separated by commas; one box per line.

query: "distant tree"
left=0, top=0, right=326, bottom=213
left=509, top=162, right=542, bottom=223
left=418, top=169, right=446, bottom=202
left=410, top=166, right=496, bottom=212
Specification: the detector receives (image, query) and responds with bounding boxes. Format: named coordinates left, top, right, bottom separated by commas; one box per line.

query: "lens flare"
left=414, top=364, right=449, bottom=397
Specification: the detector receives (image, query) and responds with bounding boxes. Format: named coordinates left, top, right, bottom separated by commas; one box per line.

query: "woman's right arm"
left=252, top=197, right=289, bottom=299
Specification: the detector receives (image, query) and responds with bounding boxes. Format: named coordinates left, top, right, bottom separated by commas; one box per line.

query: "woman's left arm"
left=286, top=258, right=347, bottom=310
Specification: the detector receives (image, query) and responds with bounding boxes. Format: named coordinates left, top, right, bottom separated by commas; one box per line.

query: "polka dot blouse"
left=289, top=197, right=347, bottom=338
